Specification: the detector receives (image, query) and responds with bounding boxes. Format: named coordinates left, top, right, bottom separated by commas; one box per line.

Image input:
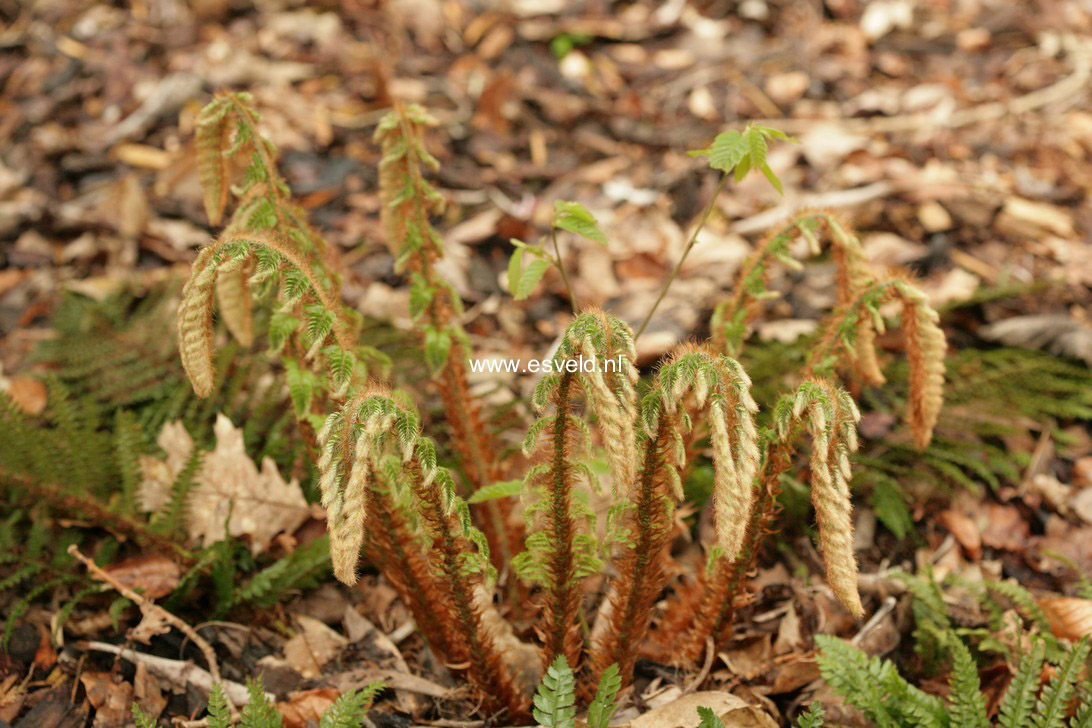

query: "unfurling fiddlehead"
left=589, top=345, right=758, bottom=692
left=515, top=310, right=639, bottom=672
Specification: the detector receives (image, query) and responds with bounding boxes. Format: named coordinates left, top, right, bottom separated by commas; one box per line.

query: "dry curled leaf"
left=1039, top=596, right=1092, bottom=641
left=629, top=691, right=777, bottom=728
left=277, top=688, right=340, bottom=728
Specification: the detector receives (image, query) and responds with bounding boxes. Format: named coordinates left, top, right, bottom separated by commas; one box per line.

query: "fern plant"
left=817, top=569, right=1092, bottom=728
left=176, top=92, right=947, bottom=720
left=132, top=677, right=384, bottom=727
left=816, top=633, right=1091, bottom=727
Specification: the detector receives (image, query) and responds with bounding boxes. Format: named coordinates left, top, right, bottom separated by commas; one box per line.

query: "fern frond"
left=998, top=640, right=1046, bottom=728
left=815, top=634, right=947, bottom=728
left=195, top=96, right=234, bottom=227
left=318, top=682, right=384, bottom=728
left=697, top=706, right=728, bottom=728
left=533, top=655, right=577, bottom=728
left=132, top=704, right=157, bottom=728
left=206, top=683, right=232, bottom=728
left=795, top=703, right=825, bottom=728
left=947, top=638, right=989, bottom=728
left=1033, top=638, right=1090, bottom=728
left=586, top=662, right=621, bottom=728
left=239, top=676, right=282, bottom=727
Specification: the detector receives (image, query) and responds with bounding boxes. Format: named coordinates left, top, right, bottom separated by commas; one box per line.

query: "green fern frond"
left=238, top=535, right=331, bottom=608
left=239, top=677, right=282, bottom=727
left=998, top=640, right=1047, bottom=728
left=318, top=682, right=384, bottom=728
left=795, top=704, right=825, bottom=728
left=947, top=638, right=989, bottom=728
left=1033, top=638, right=1091, bottom=728
left=132, top=704, right=157, bottom=728
left=696, top=706, right=728, bottom=728
left=533, top=655, right=577, bottom=728
left=815, top=634, right=946, bottom=728
left=206, top=683, right=232, bottom=728
left=586, top=662, right=622, bottom=728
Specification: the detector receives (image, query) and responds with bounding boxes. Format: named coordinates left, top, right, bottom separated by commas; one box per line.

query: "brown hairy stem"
left=364, top=485, right=462, bottom=663
left=588, top=415, right=676, bottom=693
left=404, top=457, right=528, bottom=720
left=656, top=440, right=793, bottom=665
left=539, top=370, right=584, bottom=671
left=387, top=104, right=524, bottom=573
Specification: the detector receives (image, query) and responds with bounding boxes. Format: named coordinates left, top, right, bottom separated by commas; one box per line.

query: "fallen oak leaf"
left=140, top=414, right=315, bottom=553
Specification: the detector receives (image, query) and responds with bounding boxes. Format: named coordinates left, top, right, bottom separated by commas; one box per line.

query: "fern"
left=318, top=682, right=384, bottom=728
left=947, top=638, right=989, bottom=728
left=206, top=683, right=232, bottom=728
left=696, top=706, right=728, bottom=728
left=1032, top=638, right=1090, bottom=728
left=586, top=662, right=622, bottom=728
left=998, top=640, right=1047, bottom=728
left=237, top=534, right=331, bottom=608
left=239, top=677, right=283, bottom=727
left=533, top=655, right=577, bottom=728
left=795, top=704, right=825, bottom=728
left=815, top=634, right=947, bottom=728
left=132, top=704, right=157, bottom=728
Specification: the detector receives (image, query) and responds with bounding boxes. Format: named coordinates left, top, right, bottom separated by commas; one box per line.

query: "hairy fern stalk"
left=177, top=93, right=946, bottom=719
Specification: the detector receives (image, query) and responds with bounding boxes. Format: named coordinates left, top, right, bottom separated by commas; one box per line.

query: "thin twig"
left=679, top=636, right=716, bottom=696
left=551, top=228, right=579, bottom=313
left=67, top=545, right=232, bottom=710
left=74, top=641, right=257, bottom=707
left=635, top=175, right=728, bottom=339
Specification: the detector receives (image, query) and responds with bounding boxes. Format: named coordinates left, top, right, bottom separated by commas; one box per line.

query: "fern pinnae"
left=947, top=637, right=989, bottom=728
left=805, top=380, right=863, bottom=617
left=214, top=259, right=254, bottom=347
left=1032, top=637, right=1090, bottom=728
left=712, top=210, right=871, bottom=355
left=195, top=96, right=233, bottom=227
left=177, top=245, right=220, bottom=398
left=329, top=433, right=370, bottom=585
left=998, top=640, right=1046, bottom=728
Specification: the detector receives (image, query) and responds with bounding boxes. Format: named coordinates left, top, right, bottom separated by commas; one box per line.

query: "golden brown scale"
left=404, top=457, right=529, bottom=720
left=586, top=414, right=677, bottom=695
left=531, top=370, right=585, bottom=673
left=364, top=486, right=465, bottom=665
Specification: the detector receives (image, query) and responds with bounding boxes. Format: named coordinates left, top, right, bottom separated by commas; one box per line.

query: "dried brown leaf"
left=282, top=615, right=348, bottom=679
left=629, top=691, right=777, bottom=728
left=1039, top=596, right=1092, bottom=641
left=103, top=554, right=181, bottom=599
left=277, top=688, right=340, bottom=728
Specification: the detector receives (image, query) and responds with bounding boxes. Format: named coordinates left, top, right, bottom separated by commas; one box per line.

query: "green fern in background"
left=816, top=569, right=1092, bottom=728
left=133, top=677, right=384, bottom=727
